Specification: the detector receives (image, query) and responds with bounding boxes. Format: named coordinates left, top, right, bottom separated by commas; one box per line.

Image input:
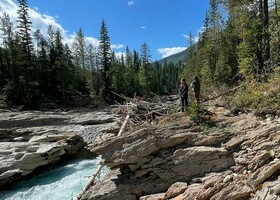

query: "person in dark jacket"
left=178, top=78, right=188, bottom=112
left=191, top=76, right=200, bottom=104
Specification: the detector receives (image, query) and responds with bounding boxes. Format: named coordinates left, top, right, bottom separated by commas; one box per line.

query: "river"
left=0, top=158, right=109, bottom=200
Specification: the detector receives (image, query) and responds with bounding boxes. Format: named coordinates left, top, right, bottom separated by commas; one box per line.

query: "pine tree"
left=139, top=42, right=155, bottom=94
left=111, top=54, right=125, bottom=94
left=270, top=0, right=280, bottom=66
left=140, top=42, right=151, bottom=64
left=86, top=44, right=101, bottom=95
left=54, top=29, right=67, bottom=100
left=73, top=28, right=86, bottom=70
left=33, top=29, right=49, bottom=96
left=17, top=0, right=33, bottom=65
left=123, top=47, right=136, bottom=96
left=16, top=0, right=41, bottom=107
left=188, top=31, right=195, bottom=79
left=0, top=13, right=19, bottom=87
left=208, top=0, right=224, bottom=82
left=97, top=19, right=112, bottom=96
left=261, top=0, right=271, bottom=74
left=183, top=31, right=196, bottom=83
left=127, top=49, right=141, bottom=96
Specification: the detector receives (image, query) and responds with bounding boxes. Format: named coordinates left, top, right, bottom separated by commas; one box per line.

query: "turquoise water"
left=0, top=158, right=108, bottom=200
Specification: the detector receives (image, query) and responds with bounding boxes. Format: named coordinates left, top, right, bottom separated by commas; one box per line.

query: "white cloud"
left=0, top=0, right=18, bottom=22
left=182, top=34, right=199, bottom=44
left=85, top=37, right=99, bottom=47
left=115, top=52, right=125, bottom=59
left=111, top=44, right=125, bottom=49
left=182, top=34, right=188, bottom=39
left=0, top=0, right=123, bottom=50
left=128, top=0, right=136, bottom=6
left=0, top=0, right=67, bottom=43
left=182, top=26, right=204, bottom=46
left=141, top=26, right=147, bottom=30
left=157, top=47, right=187, bottom=58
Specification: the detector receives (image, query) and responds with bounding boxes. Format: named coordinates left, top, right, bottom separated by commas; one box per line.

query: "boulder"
left=165, top=182, right=188, bottom=199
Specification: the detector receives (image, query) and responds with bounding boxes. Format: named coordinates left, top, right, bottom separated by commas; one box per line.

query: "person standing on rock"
left=178, top=78, right=188, bottom=112
left=191, top=76, right=200, bottom=104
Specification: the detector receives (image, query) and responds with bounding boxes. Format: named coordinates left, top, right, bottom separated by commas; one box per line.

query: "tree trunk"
left=263, top=0, right=270, bottom=66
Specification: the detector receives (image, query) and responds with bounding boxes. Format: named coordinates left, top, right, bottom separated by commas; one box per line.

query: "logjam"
left=111, top=93, right=178, bottom=129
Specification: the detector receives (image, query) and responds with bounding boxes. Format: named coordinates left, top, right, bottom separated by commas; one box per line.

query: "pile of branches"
left=111, top=92, right=179, bottom=128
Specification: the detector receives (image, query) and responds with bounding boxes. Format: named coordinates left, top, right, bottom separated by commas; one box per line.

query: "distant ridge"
left=156, top=45, right=195, bottom=65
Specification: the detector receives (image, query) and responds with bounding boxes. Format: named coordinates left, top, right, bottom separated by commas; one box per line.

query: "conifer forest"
left=0, top=0, right=279, bottom=110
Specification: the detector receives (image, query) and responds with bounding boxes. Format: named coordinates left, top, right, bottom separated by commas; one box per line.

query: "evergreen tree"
left=73, top=28, right=86, bottom=70
left=111, top=54, right=125, bottom=94
left=140, top=42, right=151, bottom=64
left=154, top=61, right=163, bottom=94
left=188, top=31, right=195, bottom=80
left=270, top=0, right=280, bottom=67
left=125, top=46, right=132, bottom=67
left=208, top=0, right=224, bottom=82
left=0, top=13, right=19, bottom=90
left=124, top=49, right=140, bottom=96
left=97, top=19, right=112, bottom=96
left=139, top=42, right=155, bottom=94
left=124, top=47, right=137, bottom=96
left=262, top=0, right=271, bottom=72
left=183, top=31, right=196, bottom=83
left=17, top=0, right=34, bottom=65
left=15, top=0, right=40, bottom=107
left=86, top=44, right=101, bottom=95
left=33, top=29, right=49, bottom=98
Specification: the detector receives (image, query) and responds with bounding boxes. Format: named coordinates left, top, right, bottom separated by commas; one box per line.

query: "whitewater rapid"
left=0, top=158, right=108, bottom=200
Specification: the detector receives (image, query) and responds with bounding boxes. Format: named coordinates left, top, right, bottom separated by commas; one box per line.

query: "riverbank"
left=0, top=105, right=119, bottom=188
left=0, top=158, right=109, bottom=200
left=80, top=101, right=280, bottom=200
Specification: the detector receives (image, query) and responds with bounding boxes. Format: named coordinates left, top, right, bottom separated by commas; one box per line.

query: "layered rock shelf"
left=0, top=108, right=119, bottom=187
left=0, top=134, right=85, bottom=186
left=1, top=102, right=280, bottom=199
left=80, top=104, right=280, bottom=200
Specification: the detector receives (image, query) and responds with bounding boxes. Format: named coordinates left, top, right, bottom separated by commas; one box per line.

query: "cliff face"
left=81, top=104, right=280, bottom=200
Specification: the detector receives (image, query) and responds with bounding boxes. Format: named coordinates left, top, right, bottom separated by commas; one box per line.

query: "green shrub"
left=185, top=102, right=201, bottom=122
left=228, top=76, right=280, bottom=114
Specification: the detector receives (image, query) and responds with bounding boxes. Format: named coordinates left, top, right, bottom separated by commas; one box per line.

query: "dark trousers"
left=194, top=91, right=200, bottom=103
left=181, top=97, right=188, bottom=112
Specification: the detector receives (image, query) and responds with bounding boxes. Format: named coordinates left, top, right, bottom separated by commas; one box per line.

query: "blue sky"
left=1, top=0, right=210, bottom=61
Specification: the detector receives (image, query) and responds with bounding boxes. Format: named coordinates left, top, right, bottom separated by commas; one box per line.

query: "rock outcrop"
left=81, top=103, right=280, bottom=200
left=0, top=134, right=85, bottom=186
left=0, top=108, right=119, bottom=187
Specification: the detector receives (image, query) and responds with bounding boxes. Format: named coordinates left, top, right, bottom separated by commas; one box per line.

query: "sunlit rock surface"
left=0, top=108, right=119, bottom=186
left=81, top=103, right=280, bottom=200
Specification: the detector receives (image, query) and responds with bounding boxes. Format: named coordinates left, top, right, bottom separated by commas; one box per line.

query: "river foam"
left=0, top=158, right=108, bottom=200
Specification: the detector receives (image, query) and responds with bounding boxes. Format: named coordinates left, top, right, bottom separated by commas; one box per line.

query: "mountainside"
left=157, top=45, right=195, bottom=65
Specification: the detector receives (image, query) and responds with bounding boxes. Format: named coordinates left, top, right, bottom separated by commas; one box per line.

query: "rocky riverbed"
left=0, top=107, right=120, bottom=187
left=79, top=102, right=280, bottom=200
left=1, top=100, right=280, bottom=200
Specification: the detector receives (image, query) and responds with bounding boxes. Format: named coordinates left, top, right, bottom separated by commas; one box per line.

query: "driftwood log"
left=76, top=163, right=104, bottom=200
left=111, top=93, right=178, bottom=129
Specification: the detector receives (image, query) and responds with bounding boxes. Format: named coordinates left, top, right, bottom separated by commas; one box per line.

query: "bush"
left=185, top=102, right=201, bottom=122
left=228, top=76, right=280, bottom=115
